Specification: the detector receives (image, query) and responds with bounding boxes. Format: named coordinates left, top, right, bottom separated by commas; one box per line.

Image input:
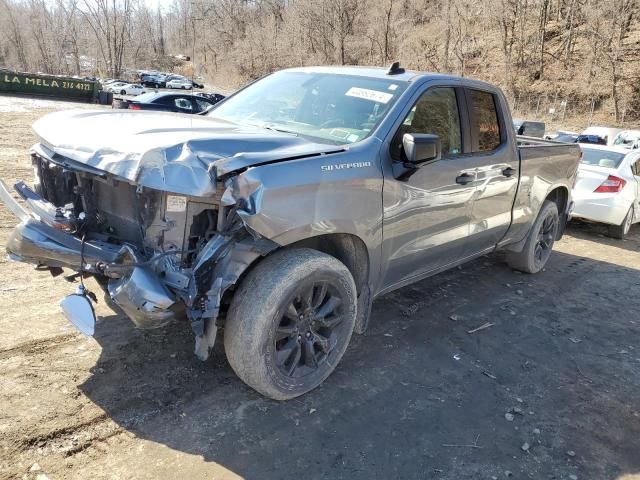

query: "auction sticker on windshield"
left=345, top=87, right=393, bottom=104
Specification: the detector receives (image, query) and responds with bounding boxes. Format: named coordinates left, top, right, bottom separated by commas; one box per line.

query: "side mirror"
left=402, top=133, right=441, bottom=165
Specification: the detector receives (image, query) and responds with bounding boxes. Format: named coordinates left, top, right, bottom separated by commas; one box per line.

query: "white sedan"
left=166, top=79, right=193, bottom=89
left=571, top=145, right=640, bottom=238
left=111, top=83, right=148, bottom=96
left=104, top=82, right=127, bottom=92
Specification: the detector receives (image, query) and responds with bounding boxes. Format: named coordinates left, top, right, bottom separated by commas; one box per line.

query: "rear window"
left=581, top=149, right=626, bottom=168
left=470, top=90, right=501, bottom=151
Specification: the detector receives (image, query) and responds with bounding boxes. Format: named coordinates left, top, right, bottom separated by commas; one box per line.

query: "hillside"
left=1, top=0, right=638, bottom=128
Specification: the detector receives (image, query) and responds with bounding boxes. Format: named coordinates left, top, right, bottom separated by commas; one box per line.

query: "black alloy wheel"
left=224, top=248, right=357, bottom=400
left=534, top=212, right=557, bottom=268
left=275, top=281, right=345, bottom=378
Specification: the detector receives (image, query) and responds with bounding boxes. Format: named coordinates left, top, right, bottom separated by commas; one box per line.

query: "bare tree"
left=0, top=0, right=29, bottom=70
left=80, top=0, right=135, bottom=76
left=1, top=0, right=639, bottom=124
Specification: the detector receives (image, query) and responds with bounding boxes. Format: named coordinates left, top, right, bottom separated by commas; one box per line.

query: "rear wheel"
left=224, top=248, right=356, bottom=400
left=506, top=200, right=559, bottom=274
left=120, top=89, right=126, bottom=95
left=608, top=206, right=634, bottom=239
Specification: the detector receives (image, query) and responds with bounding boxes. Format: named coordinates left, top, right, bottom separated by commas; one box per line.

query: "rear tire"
left=224, top=248, right=357, bottom=400
left=120, top=89, right=126, bottom=95
left=506, top=200, right=559, bottom=274
left=608, top=206, right=633, bottom=240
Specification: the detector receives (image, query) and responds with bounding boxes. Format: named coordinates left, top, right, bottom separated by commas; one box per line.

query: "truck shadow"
left=80, top=248, right=640, bottom=479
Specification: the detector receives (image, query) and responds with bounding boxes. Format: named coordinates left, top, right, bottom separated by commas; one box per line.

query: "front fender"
left=224, top=145, right=385, bottom=285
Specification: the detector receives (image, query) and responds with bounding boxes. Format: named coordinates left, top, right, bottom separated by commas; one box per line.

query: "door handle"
left=502, top=167, right=517, bottom=177
left=455, top=173, right=475, bottom=185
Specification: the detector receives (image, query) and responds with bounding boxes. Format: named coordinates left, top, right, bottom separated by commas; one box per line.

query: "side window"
left=174, top=98, right=193, bottom=111
left=633, top=159, right=640, bottom=176
left=194, top=98, right=213, bottom=111
left=470, top=90, right=501, bottom=152
left=391, top=87, right=462, bottom=161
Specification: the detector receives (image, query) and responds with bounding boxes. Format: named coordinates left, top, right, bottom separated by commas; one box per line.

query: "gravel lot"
left=1, top=95, right=639, bottom=480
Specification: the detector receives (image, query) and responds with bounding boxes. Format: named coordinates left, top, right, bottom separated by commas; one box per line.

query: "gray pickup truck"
left=1, top=65, right=580, bottom=400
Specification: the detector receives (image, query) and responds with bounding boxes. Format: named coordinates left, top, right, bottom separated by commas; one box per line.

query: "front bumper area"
left=1, top=180, right=176, bottom=329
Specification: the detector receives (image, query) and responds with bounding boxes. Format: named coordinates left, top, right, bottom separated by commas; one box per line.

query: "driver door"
left=380, top=85, right=480, bottom=291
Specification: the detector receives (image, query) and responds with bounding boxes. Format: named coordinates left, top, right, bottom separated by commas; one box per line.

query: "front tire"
left=224, top=248, right=357, bottom=400
left=120, top=90, right=126, bottom=95
left=506, top=200, right=559, bottom=273
left=609, top=206, right=633, bottom=239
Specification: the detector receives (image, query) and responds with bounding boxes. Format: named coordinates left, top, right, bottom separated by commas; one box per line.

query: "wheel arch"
left=285, top=233, right=370, bottom=295
left=545, top=185, right=569, bottom=216
left=224, top=232, right=370, bottom=303
left=545, top=185, right=569, bottom=240
left=504, top=185, right=568, bottom=253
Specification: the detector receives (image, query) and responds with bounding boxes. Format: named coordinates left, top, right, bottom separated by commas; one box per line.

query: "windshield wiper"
left=262, top=124, right=298, bottom=136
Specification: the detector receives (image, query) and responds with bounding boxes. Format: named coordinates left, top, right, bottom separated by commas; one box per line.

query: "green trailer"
left=0, top=69, right=99, bottom=102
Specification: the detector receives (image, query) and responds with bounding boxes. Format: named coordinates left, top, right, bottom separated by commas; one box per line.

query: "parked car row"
left=139, top=72, right=204, bottom=90
left=547, top=126, right=640, bottom=150
left=99, top=73, right=205, bottom=95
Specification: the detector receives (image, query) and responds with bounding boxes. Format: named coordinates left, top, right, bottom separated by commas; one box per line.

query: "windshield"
left=208, top=71, right=408, bottom=144
left=581, top=149, right=626, bottom=168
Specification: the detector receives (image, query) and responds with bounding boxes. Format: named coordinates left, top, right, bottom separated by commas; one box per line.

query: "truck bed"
left=502, top=135, right=582, bottom=245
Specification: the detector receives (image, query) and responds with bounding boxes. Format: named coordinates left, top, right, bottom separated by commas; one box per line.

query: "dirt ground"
left=0, top=95, right=639, bottom=480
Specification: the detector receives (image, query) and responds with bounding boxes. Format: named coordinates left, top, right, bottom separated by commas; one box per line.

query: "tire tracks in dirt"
left=0, top=333, right=80, bottom=360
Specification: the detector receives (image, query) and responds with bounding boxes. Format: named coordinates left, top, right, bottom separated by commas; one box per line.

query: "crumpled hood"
left=32, top=110, right=343, bottom=196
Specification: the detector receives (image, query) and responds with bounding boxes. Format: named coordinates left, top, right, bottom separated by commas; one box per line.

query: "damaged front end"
left=1, top=148, right=277, bottom=360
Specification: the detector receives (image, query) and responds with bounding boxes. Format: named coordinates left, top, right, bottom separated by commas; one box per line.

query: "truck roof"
left=283, top=65, right=498, bottom=90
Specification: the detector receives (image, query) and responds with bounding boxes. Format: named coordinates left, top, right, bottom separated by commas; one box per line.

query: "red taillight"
left=594, top=175, right=626, bottom=193
left=129, top=104, right=141, bottom=110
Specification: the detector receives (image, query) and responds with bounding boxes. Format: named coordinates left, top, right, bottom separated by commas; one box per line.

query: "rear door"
left=462, top=88, right=520, bottom=255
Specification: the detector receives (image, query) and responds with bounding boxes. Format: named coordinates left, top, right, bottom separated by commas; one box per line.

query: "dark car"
left=513, top=119, right=545, bottom=138
left=577, top=134, right=607, bottom=145
left=197, top=92, right=225, bottom=103
left=124, top=91, right=219, bottom=114
left=552, top=133, right=579, bottom=143
left=141, top=76, right=166, bottom=88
